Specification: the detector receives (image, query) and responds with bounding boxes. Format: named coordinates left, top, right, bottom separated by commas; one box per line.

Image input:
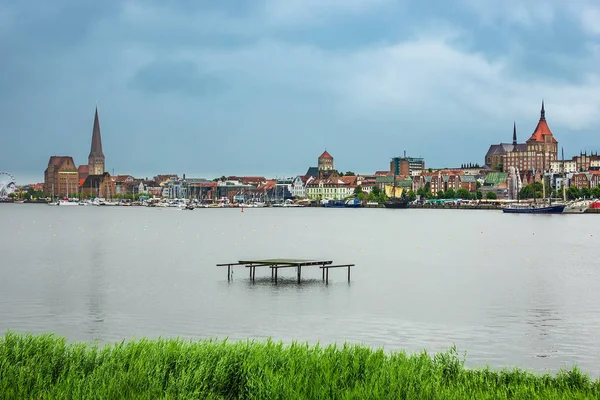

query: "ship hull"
left=383, top=200, right=409, bottom=209
left=502, top=205, right=565, bottom=214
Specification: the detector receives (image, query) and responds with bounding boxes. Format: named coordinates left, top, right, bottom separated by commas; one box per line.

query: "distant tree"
left=567, top=186, right=580, bottom=200
left=371, top=186, right=381, bottom=196
left=520, top=182, right=543, bottom=199
left=591, top=185, right=600, bottom=199
left=357, top=192, right=367, bottom=201
left=344, top=171, right=355, bottom=176
left=425, top=191, right=434, bottom=199
left=486, top=191, right=497, bottom=200
left=445, top=188, right=456, bottom=199
left=353, top=185, right=363, bottom=196
left=581, top=187, right=591, bottom=199
left=416, top=187, right=426, bottom=198
left=8, top=193, right=15, bottom=198
left=476, top=181, right=482, bottom=189
left=437, top=190, right=445, bottom=199
left=455, top=188, right=471, bottom=200
left=476, top=190, right=483, bottom=200
left=406, top=190, right=417, bottom=202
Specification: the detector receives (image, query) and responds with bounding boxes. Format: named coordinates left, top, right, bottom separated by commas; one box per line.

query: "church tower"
left=88, top=107, right=105, bottom=175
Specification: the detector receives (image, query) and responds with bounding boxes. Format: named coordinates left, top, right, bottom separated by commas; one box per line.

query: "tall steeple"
left=540, top=100, right=545, bottom=121
left=88, top=107, right=105, bottom=175
left=512, top=122, right=517, bottom=146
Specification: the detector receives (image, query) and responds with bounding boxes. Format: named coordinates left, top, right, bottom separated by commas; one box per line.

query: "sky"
left=1, top=0, right=600, bottom=184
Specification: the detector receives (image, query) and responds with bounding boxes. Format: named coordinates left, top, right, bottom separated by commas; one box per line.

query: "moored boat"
left=502, top=203, right=564, bottom=214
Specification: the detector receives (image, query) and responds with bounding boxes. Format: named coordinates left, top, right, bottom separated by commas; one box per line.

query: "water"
left=1, top=204, right=600, bottom=376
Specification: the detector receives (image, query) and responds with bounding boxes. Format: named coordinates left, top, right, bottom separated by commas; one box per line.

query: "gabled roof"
left=78, top=165, right=89, bottom=174
left=339, top=176, right=357, bottom=186
left=82, top=172, right=111, bottom=187
left=527, top=101, right=558, bottom=144
left=113, top=175, right=133, bottom=183
left=319, top=150, right=333, bottom=159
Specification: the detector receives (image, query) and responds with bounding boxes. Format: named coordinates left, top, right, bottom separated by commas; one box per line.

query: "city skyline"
left=2, top=1, right=600, bottom=184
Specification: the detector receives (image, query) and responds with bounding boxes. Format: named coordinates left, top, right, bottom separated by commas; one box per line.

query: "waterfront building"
left=306, top=178, right=355, bottom=200
left=390, top=154, right=425, bottom=177
left=291, top=175, right=311, bottom=198
left=88, top=107, right=105, bottom=176
left=43, top=156, right=79, bottom=197
left=113, top=175, right=135, bottom=194
left=81, top=172, right=116, bottom=199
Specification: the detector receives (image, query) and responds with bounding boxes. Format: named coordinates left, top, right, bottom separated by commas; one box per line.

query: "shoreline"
left=2, top=332, right=599, bottom=398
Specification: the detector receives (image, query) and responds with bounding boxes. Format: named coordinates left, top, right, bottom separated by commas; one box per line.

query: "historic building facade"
left=485, top=102, right=558, bottom=173
left=44, top=156, right=79, bottom=197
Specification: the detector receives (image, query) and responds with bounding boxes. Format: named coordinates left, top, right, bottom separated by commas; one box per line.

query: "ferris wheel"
left=0, top=171, right=16, bottom=198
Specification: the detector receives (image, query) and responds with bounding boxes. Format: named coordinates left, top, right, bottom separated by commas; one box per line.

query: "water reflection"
left=86, top=242, right=107, bottom=340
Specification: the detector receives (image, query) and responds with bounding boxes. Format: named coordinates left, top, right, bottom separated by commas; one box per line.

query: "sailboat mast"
left=562, top=147, right=566, bottom=203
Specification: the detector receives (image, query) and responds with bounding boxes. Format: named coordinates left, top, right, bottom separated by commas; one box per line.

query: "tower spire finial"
left=513, top=121, right=517, bottom=146
left=540, top=99, right=545, bottom=120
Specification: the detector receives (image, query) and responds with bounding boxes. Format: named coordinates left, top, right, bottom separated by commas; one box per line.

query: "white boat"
left=564, top=200, right=589, bottom=214
left=58, top=200, right=79, bottom=206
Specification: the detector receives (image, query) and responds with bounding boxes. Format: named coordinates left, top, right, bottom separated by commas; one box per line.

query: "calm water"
left=1, top=204, right=600, bottom=375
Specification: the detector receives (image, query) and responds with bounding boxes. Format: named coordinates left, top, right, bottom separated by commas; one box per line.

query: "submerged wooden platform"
left=217, top=258, right=354, bottom=284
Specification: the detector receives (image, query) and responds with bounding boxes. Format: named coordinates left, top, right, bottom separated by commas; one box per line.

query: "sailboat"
left=383, top=164, right=409, bottom=209
left=503, top=169, right=564, bottom=214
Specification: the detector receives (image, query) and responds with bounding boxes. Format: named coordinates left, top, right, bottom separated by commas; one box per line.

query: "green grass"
left=1, top=332, right=599, bottom=399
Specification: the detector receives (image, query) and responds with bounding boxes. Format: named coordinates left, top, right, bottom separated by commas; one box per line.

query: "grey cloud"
left=130, top=59, right=225, bottom=96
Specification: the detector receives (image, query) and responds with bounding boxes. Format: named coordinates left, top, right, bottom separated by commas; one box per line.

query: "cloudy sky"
left=1, top=0, right=600, bottom=183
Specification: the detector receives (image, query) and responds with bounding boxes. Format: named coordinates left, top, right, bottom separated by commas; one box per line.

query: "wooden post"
left=252, top=266, right=256, bottom=282
left=228, top=265, right=231, bottom=281
left=326, top=268, right=329, bottom=284
left=275, top=267, right=278, bottom=283
left=322, top=267, right=325, bottom=281
left=347, top=265, right=351, bottom=282
left=297, top=266, right=301, bottom=284
left=249, top=266, right=252, bottom=278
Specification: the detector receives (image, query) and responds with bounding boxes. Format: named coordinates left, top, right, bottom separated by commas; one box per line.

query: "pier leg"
left=348, top=266, right=350, bottom=282
left=252, top=266, right=256, bottom=282
left=326, top=268, right=329, bottom=284
left=322, top=267, right=325, bottom=281
left=275, top=267, right=278, bottom=283
left=297, top=266, right=301, bottom=284
left=249, top=266, right=252, bottom=278
left=271, top=267, right=274, bottom=279
left=228, top=265, right=231, bottom=281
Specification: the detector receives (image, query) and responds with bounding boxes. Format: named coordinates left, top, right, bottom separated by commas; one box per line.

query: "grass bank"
left=1, top=332, right=599, bottom=399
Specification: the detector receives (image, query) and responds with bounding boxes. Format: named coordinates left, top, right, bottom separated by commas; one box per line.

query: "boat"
left=58, top=199, right=79, bottom=206
left=563, top=200, right=589, bottom=214
left=344, top=198, right=363, bottom=208
left=322, top=199, right=345, bottom=208
left=503, top=164, right=564, bottom=214
left=502, top=203, right=565, bottom=213
left=383, top=167, right=409, bottom=209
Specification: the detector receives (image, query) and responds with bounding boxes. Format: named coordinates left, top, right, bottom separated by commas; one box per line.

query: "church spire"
left=540, top=100, right=545, bottom=121
left=512, top=121, right=517, bottom=146
left=89, top=106, right=104, bottom=158
left=88, top=106, right=105, bottom=175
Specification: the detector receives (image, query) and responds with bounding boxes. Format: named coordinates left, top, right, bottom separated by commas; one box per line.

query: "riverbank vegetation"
left=1, top=332, right=599, bottom=399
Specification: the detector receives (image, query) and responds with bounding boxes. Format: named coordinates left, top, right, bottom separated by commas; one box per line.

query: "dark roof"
left=48, top=156, right=75, bottom=168
left=485, top=143, right=527, bottom=158
left=82, top=172, right=111, bottom=187
left=305, top=167, right=319, bottom=178
left=89, top=107, right=104, bottom=158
